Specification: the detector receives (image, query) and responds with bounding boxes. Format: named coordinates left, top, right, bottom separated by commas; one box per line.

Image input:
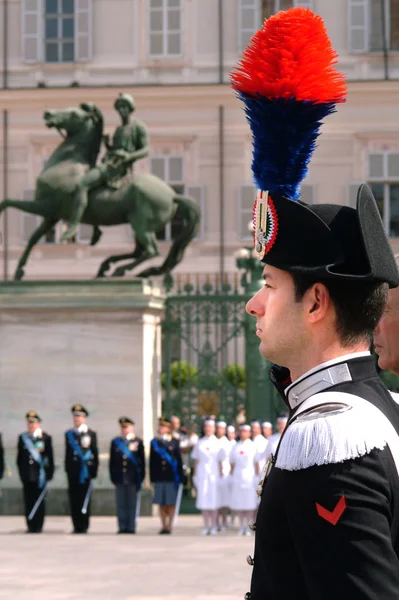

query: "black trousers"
left=23, top=482, right=45, bottom=533
left=68, top=478, right=92, bottom=533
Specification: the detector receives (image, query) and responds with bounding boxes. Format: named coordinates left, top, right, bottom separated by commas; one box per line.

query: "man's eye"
left=264, top=283, right=271, bottom=289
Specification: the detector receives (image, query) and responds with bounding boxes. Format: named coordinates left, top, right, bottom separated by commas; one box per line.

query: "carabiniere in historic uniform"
left=231, top=7, right=399, bottom=600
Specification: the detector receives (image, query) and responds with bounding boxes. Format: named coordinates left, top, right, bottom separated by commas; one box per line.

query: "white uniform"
left=264, top=432, right=281, bottom=461
left=191, top=435, right=220, bottom=510
left=229, top=439, right=258, bottom=511
left=253, top=434, right=268, bottom=471
left=216, top=436, right=232, bottom=509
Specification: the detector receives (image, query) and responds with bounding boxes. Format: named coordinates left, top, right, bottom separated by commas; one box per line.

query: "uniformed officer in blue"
left=232, top=7, right=399, bottom=600
left=17, top=411, right=54, bottom=533
left=150, top=417, right=183, bottom=534
left=109, top=417, right=145, bottom=534
left=65, top=404, right=98, bottom=533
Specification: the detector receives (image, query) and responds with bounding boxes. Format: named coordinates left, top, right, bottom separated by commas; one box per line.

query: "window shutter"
left=347, top=182, right=363, bottom=208
left=75, top=0, right=92, bottom=61
left=22, top=0, right=42, bottom=63
left=293, top=0, right=313, bottom=8
left=238, top=0, right=259, bottom=52
left=300, top=183, right=315, bottom=204
left=348, top=0, right=369, bottom=53
left=187, top=185, right=205, bottom=241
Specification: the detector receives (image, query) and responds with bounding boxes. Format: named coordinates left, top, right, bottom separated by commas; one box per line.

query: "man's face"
left=262, top=425, right=273, bottom=439
left=73, top=415, right=86, bottom=428
left=117, top=102, right=132, bottom=119
left=27, top=421, right=40, bottom=434
left=276, top=418, right=287, bottom=434
left=204, top=422, right=215, bottom=437
left=246, top=265, right=309, bottom=367
left=239, top=429, right=251, bottom=441
left=121, top=424, right=134, bottom=437
left=374, top=286, right=399, bottom=374
left=216, top=425, right=226, bottom=439
left=227, top=429, right=236, bottom=440
left=251, top=423, right=261, bottom=437
left=158, top=424, right=170, bottom=436
left=171, top=416, right=180, bottom=432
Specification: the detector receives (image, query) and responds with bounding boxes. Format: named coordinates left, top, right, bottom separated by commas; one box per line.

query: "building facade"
left=0, top=0, right=398, bottom=282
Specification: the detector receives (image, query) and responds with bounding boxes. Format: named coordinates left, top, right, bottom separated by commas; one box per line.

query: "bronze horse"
left=0, top=103, right=200, bottom=280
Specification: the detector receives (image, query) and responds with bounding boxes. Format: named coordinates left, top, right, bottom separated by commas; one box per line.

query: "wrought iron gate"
left=162, top=270, right=286, bottom=426
left=162, top=275, right=247, bottom=424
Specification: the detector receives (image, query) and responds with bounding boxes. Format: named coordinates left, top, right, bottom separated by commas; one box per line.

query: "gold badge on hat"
left=254, top=190, right=279, bottom=260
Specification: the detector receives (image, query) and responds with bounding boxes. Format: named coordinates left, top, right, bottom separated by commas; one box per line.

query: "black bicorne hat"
left=258, top=185, right=399, bottom=287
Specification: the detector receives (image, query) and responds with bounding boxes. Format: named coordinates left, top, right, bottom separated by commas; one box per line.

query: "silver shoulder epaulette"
left=276, top=391, right=388, bottom=471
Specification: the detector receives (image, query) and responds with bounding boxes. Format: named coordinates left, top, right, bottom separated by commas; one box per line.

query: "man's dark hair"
left=291, top=272, right=388, bottom=346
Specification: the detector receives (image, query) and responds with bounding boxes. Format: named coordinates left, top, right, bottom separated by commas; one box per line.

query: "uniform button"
left=248, top=520, right=256, bottom=531
left=244, top=594, right=251, bottom=600
left=123, top=468, right=127, bottom=472
left=73, top=452, right=77, bottom=456
left=29, top=460, right=33, bottom=465
left=162, top=461, right=166, bottom=465
left=123, top=455, right=126, bottom=459
left=246, top=555, right=254, bottom=566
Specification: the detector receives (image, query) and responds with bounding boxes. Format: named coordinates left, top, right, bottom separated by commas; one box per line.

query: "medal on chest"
left=35, top=439, right=45, bottom=452
left=81, top=434, right=91, bottom=449
left=129, top=441, right=138, bottom=452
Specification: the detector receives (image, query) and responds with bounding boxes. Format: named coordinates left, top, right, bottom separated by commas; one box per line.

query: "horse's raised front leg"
left=0, top=199, right=46, bottom=217
left=14, top=218, right=58, bottom=280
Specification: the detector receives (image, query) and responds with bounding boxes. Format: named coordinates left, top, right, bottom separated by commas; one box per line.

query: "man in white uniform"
left=251, top=421, right=268, bottom=473
left=230, top=424, right=259, bottom=536
left=215, top=421, right=231, bottom=531
left=191, top=419, right=220, bottom=535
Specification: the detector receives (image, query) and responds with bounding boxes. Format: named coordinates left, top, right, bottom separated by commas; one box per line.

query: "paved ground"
left=0, top=516, right=253, bottom=600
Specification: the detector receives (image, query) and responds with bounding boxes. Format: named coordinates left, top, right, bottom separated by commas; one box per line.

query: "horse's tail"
left=162, top=195, right=201, bottom=271
left=136, top=195, right=201, bottom=279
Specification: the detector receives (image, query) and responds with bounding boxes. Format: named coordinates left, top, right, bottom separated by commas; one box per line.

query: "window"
left=22, top=0, right=92, bottom=63
left=239, top=183, right=314, bottom=240
left=148, top=0, right=183, bottom=58
left=238, top=0, right=313, bottom=51
left=349, top=0, right=399, bottom=53
left=45, top=0, right=74, bottom=63
left=368, top=152, right=399, bottom=237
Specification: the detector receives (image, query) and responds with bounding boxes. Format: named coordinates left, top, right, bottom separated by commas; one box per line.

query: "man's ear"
left=305, top=283, right=330, bottom=323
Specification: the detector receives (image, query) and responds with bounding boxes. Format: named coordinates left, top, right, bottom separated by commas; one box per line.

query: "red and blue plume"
left=230, top=7, right=346, bottom=201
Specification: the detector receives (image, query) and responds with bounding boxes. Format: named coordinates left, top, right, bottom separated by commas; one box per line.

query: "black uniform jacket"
left=17, top=432, right=54, bottom=484
left=64, top=428, right=99, bottom=481
left=250, top=356, right=399, bottom=600
left=109, top=435, right=145, bottom=486
left=149, top=436, right=183, bottom=483
left=0, top=434, right=4, bottom=479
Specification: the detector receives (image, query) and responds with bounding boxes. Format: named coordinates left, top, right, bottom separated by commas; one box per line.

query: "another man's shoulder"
left=276, top=391, right=389, bottom=472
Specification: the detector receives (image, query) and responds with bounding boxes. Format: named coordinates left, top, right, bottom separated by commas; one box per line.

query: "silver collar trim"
left=287, top=363, right=352, bottom=409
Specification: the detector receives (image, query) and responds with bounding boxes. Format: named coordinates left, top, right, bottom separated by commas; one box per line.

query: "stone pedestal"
left=0, top=279, right=164, bottom=516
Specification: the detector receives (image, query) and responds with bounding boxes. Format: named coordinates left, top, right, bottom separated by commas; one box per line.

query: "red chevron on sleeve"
left=315, top=495, right=346, bottom=526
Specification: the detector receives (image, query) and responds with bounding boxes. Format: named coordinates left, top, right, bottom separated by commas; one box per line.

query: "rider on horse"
left=61, top=94, right=149, bottom=243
